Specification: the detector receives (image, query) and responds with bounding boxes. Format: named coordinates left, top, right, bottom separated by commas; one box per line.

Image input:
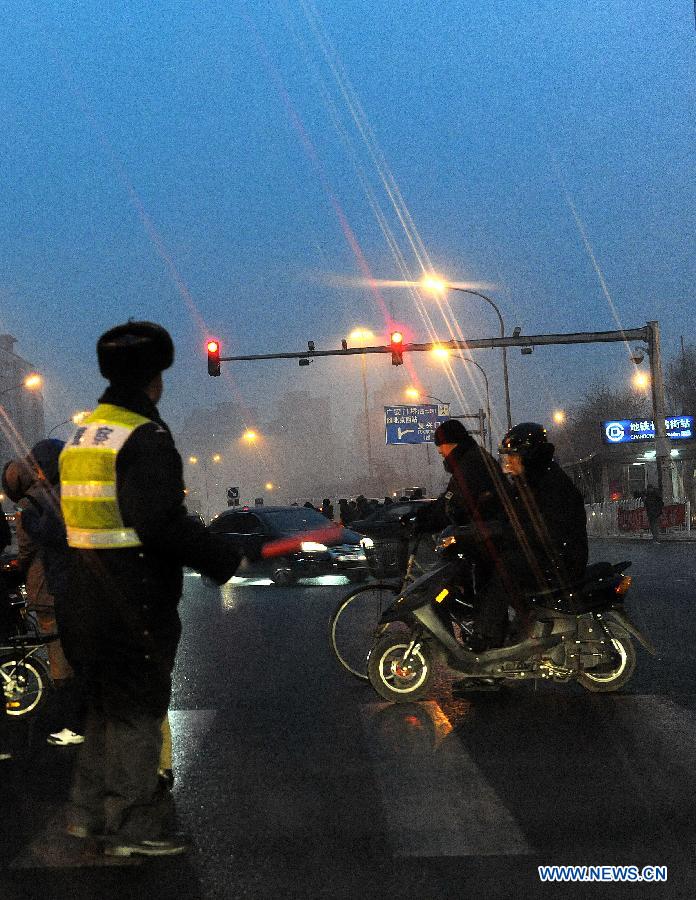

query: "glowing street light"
left=242, top=430, right=258, bottom=443
left=0, top=373, right=43, bottom=399
left=189, top=456, right=198, bottom=465
left=431, top=345, right=451, bottom=360
left=553, top=410, right=566, bottom=425
left=265, top=482, right=274, bottom=491
left=633, top=370, right=650, bottom=390
left=212, top=453, right=222, bottom=463
left=24, top=373, right=42, bottom=390
left=420, top=275, right=447, bottom=295
left=405, top=387, right=421, bottom=401
left=349, top=328, right=374, bottom=344
left=48, top=409, right=91, bottom=436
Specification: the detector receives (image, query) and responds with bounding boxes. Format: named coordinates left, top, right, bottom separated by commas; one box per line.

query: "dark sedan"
left=207, top=505, right=370, bottom=586
left=350, top=499, right=436, bottom=579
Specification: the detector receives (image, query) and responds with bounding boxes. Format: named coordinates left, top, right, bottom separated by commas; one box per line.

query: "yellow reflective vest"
left=59, top=403, right=152, bottom=549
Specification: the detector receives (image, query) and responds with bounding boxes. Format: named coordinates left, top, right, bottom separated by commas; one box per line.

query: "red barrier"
left=617, top=503, right=686, bottom=532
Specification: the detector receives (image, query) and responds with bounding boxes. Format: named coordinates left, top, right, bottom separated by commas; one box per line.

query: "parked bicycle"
left=0, top=555, right=54, bottom=717
left=329, top=531, right=474, bottom=680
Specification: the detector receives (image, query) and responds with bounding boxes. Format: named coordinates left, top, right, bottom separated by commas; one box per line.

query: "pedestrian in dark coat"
left=643, top=486, right=664, bottom=542
left=59, top=321, right=241, bottom=857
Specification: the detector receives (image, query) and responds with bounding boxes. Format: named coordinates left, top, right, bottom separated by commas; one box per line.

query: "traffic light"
left=207, top=339, right=221, bottom=376
left=390, top=331, right=404, bottom=366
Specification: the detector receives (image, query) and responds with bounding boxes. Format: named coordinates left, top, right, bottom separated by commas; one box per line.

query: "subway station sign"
left=602, top=416, right=694, bottom=445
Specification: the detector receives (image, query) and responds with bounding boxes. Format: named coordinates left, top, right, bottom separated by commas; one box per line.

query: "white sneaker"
left=47, top=728, right=85, bottom=746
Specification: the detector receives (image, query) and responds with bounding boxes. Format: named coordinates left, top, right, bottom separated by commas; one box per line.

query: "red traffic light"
left=207, top=339, right=221, bottom=376
left=390, top=331, right=404, bottom=366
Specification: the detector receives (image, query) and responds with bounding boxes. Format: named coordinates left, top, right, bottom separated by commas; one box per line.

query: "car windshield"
left=262, top=508, right=332, bottom=534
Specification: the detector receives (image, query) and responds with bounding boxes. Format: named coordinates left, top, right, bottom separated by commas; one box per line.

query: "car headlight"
left=300, top=541, right=328, bottom=552
left=359, top=537, right=374, bottom=549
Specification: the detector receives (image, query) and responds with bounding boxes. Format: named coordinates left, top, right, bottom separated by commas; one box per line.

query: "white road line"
left=361, top=701, right=533, bottom=857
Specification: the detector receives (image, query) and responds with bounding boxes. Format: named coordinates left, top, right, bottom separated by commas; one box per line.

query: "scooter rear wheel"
left=577, top=628, right=636, bottom=692
left=367, top=632, right=434, bottom=702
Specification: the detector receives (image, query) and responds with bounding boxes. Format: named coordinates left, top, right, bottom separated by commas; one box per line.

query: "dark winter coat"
left=61, top=385, right=241, bottom=716
left=504, top=459, right=588, bottom=588
left=643, top=489, right=664, bottom=521
left=417, top=437, right=509, bottom=540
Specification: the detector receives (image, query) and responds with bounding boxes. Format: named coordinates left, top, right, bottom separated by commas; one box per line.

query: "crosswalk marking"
left=361, top=701, right=533, bottom=857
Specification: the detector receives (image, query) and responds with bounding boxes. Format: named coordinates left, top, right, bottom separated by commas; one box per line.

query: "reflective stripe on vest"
left=59, top=403, right=152, bottom=549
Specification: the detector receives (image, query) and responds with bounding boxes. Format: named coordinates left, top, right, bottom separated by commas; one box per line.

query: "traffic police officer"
left=60, top=321, right=240, bottom=856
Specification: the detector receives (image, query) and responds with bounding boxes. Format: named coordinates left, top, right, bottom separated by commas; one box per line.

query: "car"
left=207, top=505, right=370, bottom=586
left=350, top=499, right=437, bottom=579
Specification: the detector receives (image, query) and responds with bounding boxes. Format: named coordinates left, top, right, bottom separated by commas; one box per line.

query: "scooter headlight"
left=437, top=535, right=457, bottom=551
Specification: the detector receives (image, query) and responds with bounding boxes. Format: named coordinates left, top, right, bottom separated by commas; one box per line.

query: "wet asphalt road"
left=1, top=538, right=696, bottom=899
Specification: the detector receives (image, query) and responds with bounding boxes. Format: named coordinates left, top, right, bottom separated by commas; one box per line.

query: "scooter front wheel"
left=367, top=632, right=434, bottom=702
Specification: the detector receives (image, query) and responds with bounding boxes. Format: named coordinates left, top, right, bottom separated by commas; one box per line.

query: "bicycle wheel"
left=329, top=582, right=402, bottom=681
left=1, top=652, right=50, bottom=717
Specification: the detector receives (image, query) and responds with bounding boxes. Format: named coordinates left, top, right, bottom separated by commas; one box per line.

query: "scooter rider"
left=499, top=422, right=588, bottom=586
left=473, top=422, right=589, bottom=648
left=413, top=419, right=511, bottom=649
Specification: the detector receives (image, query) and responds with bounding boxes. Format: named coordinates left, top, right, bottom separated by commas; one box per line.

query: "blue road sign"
left=385, top=404, right=450, bottom=445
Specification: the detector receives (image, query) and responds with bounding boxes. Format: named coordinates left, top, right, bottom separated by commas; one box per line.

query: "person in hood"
left=413, top=419, right=511, bottom=650
left=59, top=320, right=241, bottom=858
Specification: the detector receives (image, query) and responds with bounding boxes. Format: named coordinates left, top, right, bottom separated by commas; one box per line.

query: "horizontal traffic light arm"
left=217, top=326, right=650, bottom=362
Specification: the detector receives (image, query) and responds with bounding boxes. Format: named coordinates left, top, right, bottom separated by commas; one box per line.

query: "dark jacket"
left=61, top=385, right=241, bottom=715
left=643, top=489, right=664, bottom=521
left=505, top=459, right=588, bottom=587
left=420, top=438, right=508, bottom=531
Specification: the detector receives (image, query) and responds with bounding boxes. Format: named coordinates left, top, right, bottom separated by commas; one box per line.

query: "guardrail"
left=586, top=499, right=692, bottom=537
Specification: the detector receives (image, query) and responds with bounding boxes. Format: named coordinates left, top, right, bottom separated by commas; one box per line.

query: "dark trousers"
left=71, top=703, right=175, bottom=839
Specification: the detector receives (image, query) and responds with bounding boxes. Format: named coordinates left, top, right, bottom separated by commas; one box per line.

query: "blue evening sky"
left=0, top=1, right=693, bottom=438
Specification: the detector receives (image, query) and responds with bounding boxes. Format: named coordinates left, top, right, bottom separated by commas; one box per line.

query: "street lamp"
left=633, top=370, right=650, bottom=391
left=0, top=373, right=43, bottom=399
left=47, top=410, right=90, bottom=437
left=552, top=410, right=566, bottom=426
left=349, top=328, right=375, bottom=480
left=431, top=347, right=493, bottom=452
left=265, top=482, right=274, bottom=491
left=242, top=430, right=258, bottom=443
left=420, top=276, right=512, bottom=430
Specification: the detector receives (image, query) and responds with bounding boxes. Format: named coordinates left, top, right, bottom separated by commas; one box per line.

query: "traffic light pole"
left=214, top=322, right=673, bottom=500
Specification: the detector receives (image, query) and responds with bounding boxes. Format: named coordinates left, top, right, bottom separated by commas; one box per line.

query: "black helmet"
left=97, top=321, right=174, bottom=387
left=499, top=422, right=554, bottom=466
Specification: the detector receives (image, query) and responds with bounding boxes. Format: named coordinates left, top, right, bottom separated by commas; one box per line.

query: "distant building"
left=0, top=334, right=45, bottom=472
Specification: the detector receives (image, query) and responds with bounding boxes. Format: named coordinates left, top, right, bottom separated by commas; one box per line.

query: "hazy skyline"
left=1, top=1, right=693, bottom=453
